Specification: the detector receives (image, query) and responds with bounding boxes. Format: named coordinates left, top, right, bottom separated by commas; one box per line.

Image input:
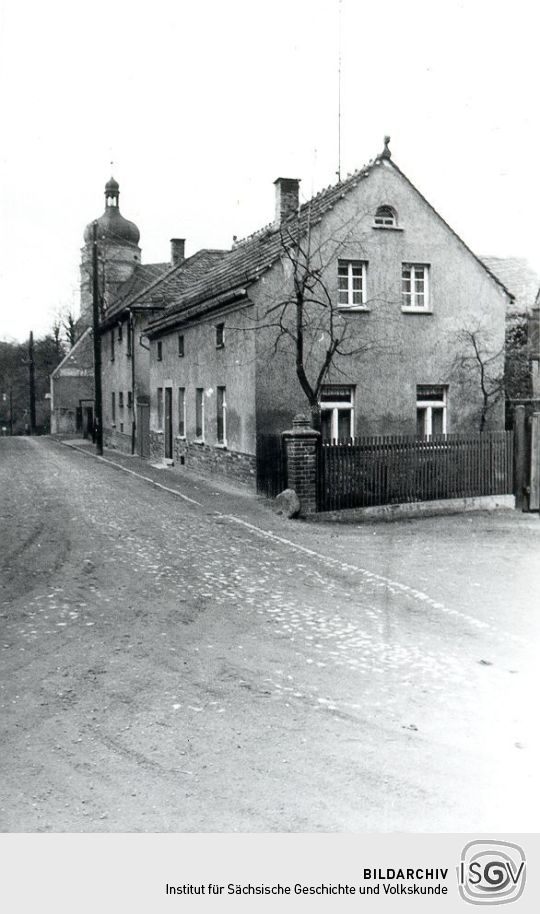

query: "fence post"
left=282, top=414, right=320, bottom=516
left=513, top=405, right=527, bottom=511
left=530, top=413, right=540, bottom=512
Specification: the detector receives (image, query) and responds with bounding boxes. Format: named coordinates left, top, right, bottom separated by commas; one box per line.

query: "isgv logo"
left=458, top=840, right=526, bottom=905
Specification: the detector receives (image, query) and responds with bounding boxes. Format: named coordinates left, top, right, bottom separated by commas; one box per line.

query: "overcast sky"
left=1, top=0, right=539, bottom=342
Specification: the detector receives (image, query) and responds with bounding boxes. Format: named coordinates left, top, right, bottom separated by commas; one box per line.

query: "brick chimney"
left=274, top=178, right=300, bottom=224
left=170, top=238, right=185, bottom=266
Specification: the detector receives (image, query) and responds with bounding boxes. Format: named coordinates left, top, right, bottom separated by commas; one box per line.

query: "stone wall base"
left=312, top=494, right=516, bottom=524
left=174, top=439, right=256, bottom=488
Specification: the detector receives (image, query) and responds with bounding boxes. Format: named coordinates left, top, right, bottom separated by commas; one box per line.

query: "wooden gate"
left=529, top=413, right=540, bottom=511
left=256, top=434, right=287, bottom=498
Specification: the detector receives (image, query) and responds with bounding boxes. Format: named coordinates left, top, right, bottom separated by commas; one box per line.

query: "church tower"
left=80, top=177, right=141, bottom=324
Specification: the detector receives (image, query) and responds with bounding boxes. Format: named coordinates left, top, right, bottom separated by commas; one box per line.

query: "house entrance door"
left=137, top=401, right=150, bottom=457
left=164, top=387, right=173, bottom=459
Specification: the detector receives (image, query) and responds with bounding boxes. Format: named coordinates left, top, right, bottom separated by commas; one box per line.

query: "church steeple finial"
left=105, top=176, right=120, bottom=208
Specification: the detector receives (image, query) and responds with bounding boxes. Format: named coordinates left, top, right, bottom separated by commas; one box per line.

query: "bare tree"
left=252, top=207, right=395, bottom=430
left=450, top=327, right=505, bottom=432
left=62, top=311, right=78, bottom=348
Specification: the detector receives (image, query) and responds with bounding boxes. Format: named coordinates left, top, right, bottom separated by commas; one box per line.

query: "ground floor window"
left=195, top=388, right=204, bottom=439
left=416, top=384, right=447, bottom=436
left=111, top=391, right=116, bottom=423
left=217, top=386, right=226, bottom=444
left=320, top=385, right=354, bottom=442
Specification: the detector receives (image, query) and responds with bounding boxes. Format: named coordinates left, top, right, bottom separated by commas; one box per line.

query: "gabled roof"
left=480, top=256, right=539, bottom=314
left=103, top=250, right=227, bottom=326
left=105, top=261, right=170, bottom=318
left=51, top=327, right=93, bottom=379
left=147, top=151, right=513, bottom=337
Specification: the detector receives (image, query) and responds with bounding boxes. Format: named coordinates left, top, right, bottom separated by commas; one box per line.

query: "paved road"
left=1, top=437, right=539, bottom=832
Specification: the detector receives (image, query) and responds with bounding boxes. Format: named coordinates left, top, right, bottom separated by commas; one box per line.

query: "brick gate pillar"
left=282, top=414, right=320, bottom=516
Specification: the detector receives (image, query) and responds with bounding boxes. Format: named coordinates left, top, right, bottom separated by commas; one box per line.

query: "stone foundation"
left=174, top=438, right=256, bottom=487
left=150, top=430, right=164, bottom=461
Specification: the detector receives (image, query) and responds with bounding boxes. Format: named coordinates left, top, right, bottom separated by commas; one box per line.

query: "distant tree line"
left=0, top=309, right=79, bottom=435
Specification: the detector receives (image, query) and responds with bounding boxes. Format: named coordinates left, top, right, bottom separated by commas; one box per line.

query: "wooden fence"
left=317, top=432, right=514, bottom=511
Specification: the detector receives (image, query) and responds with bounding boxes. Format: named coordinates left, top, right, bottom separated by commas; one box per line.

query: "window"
left=178, top=387, right=185, bottom=437
left=338, top=260, right=367, bottom=308
left=217, top=386, right=226, bottom=444
left=320, top=385, right=354, bottom=442
left=157, top=387, right=163, bottom=428
left=127, top=390, right=133, bottom=410
left=120, top=422, right=124, bottom=433
left=118, top=391, right=124, bottom=409
left=111, top=391, right=116, bottom=423
left=157, top=340, right=163, bottom=361
left=374, top=205, right=396, bottom=227
left=178, top=334, right=185, bottom=357
left=118, top=323, right=123, bottom=342
left=195, top=388, right=204, bottom=439
left=126, top=324, right=132, bottom=357
left=110, top=330, right=115, bottom=361
left=215, top=323, right=225, bottom=348
left=402, top=263, right=430, bottom=310
left=416, top=385, right=447, bottom=437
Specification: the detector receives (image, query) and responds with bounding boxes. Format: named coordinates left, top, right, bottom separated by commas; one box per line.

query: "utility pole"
left=92, top=221, right=103, bottom=455
left=28, top=331, right=36, bottom=434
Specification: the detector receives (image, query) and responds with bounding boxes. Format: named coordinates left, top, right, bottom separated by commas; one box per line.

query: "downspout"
left=130, top=309, right=136, bottom=455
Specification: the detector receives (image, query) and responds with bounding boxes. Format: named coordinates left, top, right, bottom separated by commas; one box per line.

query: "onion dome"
left=83, top=177, right=140, bottom=245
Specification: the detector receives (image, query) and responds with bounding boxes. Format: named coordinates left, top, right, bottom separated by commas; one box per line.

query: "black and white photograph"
left=1, top=0, right=539, bottom=907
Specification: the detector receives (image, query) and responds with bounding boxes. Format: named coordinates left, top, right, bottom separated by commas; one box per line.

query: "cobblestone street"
left=1, top=437, right=539, bottom=832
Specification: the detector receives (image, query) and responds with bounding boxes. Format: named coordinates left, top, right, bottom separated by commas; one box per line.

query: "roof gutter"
left=146, top=286, right=249, bottom=338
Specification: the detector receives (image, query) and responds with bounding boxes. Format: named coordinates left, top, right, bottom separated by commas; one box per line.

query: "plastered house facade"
left=145, top=143, right=512, bottom=486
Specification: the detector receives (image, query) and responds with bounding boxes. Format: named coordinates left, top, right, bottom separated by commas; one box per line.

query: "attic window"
left=374, top=205, right=397, bottom=227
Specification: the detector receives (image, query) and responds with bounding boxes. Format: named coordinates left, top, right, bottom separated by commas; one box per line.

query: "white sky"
left=1, top=0, right=539, bottom=342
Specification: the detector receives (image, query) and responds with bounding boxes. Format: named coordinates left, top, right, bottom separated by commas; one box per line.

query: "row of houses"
left=51, top=141, right=540, bottom=490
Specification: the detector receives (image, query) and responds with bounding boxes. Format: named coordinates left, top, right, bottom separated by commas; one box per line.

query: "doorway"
left=164, top=387, right=173, bottom=459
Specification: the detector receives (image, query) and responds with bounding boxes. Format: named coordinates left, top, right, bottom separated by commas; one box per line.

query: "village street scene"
left=1, top=434, right=539, bottom=832
left=1, top=0, right=540, bottom=852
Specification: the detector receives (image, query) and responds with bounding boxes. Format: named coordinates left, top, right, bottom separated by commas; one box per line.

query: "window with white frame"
left=178, top=387, right=185, bottom=436
left=416, top=385, right=447, bottom=437
left=217, top=386, right=226, bottom=444
left=195, top=388, right=204, bottom=439
left=402, top=263, right=430, bottom=310
left=320, top=385, right=354, bottom=442
left=338, top=260, right=367, bottom=308
left=374, top=205, right=397, bottom=227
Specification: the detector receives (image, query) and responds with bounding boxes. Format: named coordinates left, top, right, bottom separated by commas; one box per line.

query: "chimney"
left=274, top=178, right=300, bottom=224
left=170, top=238, right=185, bottom=266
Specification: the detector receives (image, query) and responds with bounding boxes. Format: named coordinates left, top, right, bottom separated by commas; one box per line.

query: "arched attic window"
left=374, top=205, right=397, bottom=227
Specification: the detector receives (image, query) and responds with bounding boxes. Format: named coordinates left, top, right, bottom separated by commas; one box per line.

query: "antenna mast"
left=337, top=0, right=342, bottom=181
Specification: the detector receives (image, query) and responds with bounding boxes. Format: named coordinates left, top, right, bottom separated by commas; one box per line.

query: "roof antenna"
left=337, top=0, right=342, bottom=182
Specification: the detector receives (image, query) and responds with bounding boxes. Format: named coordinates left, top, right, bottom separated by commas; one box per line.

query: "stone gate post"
left=282, top=414, right=320, bottom=516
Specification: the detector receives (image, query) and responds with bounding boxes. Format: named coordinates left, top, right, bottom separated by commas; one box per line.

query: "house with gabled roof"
left=145, top=140, right=512, bottom=487
left=100, top=242, right=226, bottom=454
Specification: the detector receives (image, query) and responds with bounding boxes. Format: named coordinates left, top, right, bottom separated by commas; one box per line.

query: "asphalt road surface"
left=1, top=437, right=539, bottom=832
